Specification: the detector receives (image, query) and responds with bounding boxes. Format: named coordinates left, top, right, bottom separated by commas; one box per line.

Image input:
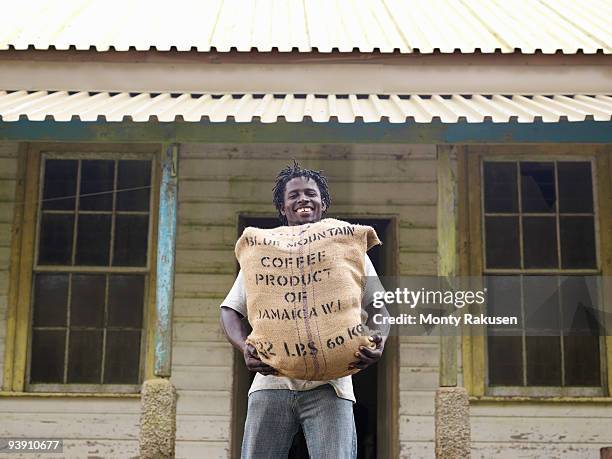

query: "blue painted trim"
left=0, top=120, right=610, bottom=143
left=154, top=144, right=178, bottom=377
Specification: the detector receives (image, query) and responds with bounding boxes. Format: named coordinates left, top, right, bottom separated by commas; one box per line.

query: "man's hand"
left=243, top=343, right=278, bottom=376
left=348, top=335, right=385, bottom=370
left=219, top=307, right=278, bottom=376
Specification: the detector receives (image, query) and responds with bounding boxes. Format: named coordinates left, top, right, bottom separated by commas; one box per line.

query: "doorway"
left=230, top=216, right=399, bottom=458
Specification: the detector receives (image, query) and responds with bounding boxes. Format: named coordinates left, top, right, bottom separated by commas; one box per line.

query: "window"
left=460, top=146, right=612, bottom=398
left=4, top=144, right=159, bottom=393
left=484, top=160, right=601, bottom=395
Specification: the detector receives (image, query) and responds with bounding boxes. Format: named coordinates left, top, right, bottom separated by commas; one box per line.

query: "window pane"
left=71, top=274, right=105, bottom=327
left=560, top=217, right=596, bottom=269
left=75, top=214, right=111, bottom=265
left=483, top=162, right=518, bottom=213
left=526, top=336, right=561, bottom=386
left=486, top=276, right=521, bottom=329
left=38, top=214, right=74, bottom=265
left=564, top=336, right=600, bottom=386
left=108, top=275, right=145, bottom=327
left=67, top=330, right=102, bottom=383
left=113, top=215, right=148, bottom=266
left=104, top=330, right=141, bottom=384
left=485, top=216, right=520, bottom=269
left=42, top=159, right=77, bottom=210
left=79, top=160, right=114, bottom=211
left=33, top=274, right=68, bottom=327
left=523, top=276, right=560, bottom=333
left=520, top=162, right=556, bottom=213
left=523, top=217, right=558, bottom=268
left=117, top=160, right=151, bottom=211
left=488, top=336, right=523, bottom=385
left=558, top=162, right=593, bottom=213
left=30, top=330, right=65, bottom=383
left=560, top=276, right=600, bottom=335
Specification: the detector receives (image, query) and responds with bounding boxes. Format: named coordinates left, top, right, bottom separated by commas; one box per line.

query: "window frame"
left=459, top=144, right=612, bottom=400
left=2, top=143, right=160, bottom=394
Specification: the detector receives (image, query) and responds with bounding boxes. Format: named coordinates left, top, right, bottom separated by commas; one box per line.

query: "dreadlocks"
left=272, top=160, right=331, bottom=225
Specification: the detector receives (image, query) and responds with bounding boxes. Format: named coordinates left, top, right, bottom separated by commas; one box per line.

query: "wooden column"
left=435, top=146, right=471, bottom=458
left=437, top=146, right=458, bottom=387
left=154, top=144, right=179, bottom=377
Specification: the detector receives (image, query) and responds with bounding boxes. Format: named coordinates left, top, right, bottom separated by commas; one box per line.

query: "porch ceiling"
left=1, top=91, right=611, bottom=124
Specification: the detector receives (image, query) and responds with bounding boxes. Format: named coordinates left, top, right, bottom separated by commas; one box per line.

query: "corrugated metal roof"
left=1, top=91, right=610, bottom=123
left=0, top=0, right=610, bottom=54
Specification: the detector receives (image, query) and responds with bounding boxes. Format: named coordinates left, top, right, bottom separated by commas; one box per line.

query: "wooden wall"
left=470, top=402, right=612, bottom=458
left=171, top=143, right=439, bottom=458
left=171, top=143, right=612, bottom=458
left=0, top=142, right=18, bottom=390
left=1, top=140, right=608, bottom=458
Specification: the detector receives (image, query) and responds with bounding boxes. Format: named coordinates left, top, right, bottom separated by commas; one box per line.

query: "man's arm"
left=220, top=306, right=277, bottom=376
left=350, top=255, right=390, bottom=370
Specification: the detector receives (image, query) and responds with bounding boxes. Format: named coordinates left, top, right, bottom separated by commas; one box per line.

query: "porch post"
left=140, top=144, right=179, bottom=459
left=435, top=146, right=471, bottom=458
left=154, top=144, right=179, bottom=378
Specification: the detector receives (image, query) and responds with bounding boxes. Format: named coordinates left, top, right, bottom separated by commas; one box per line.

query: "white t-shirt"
left=221, top=254, right=382, bottom=402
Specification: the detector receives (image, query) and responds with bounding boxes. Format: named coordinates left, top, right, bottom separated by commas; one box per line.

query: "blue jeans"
left=241, top=384, right=357, bottom=459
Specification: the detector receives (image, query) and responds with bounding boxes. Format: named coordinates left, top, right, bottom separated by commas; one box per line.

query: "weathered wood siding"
left=0, top=142, right=141, bottom=458
left=1, top=141, right=606, bottom=458
left=470, top=402, right=612, bottom=458
left=0, top=142, right=18, bottom=388
left=174, top=144, right=612, bottom=459
left=171, top=143, right=439, bottom=458
left=1, top=397, right=141, bottom=457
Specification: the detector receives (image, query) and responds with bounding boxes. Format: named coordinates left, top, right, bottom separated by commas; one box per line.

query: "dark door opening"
left=230, top=216, right=397, bottom=459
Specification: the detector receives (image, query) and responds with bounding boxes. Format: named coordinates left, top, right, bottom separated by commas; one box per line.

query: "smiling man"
left=220, top=161, right=387, bottom=459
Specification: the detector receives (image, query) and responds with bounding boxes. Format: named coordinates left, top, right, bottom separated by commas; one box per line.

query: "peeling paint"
left=155, top=145, right=179, bottom=377
left=510, top=433, right=530, bottom=440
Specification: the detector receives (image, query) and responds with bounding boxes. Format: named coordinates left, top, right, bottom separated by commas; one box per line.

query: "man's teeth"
left=297, top=208, right=311, bottom=213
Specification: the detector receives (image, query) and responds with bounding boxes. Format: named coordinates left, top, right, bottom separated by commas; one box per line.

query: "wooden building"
left=0, top=1, right=611, bottom=458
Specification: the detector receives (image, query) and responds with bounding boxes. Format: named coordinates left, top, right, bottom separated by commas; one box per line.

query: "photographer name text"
left=372, top=313, right=518, bottom=326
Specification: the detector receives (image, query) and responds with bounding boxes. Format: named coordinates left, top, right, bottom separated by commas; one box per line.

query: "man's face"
left=280, top=176, right=326, bottom=226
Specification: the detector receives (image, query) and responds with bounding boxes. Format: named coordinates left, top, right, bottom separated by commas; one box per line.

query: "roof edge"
left=0, top=48, right=611, bottom=65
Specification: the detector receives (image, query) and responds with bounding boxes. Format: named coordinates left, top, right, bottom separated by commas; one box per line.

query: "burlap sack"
left=235, top=218, right=381, bottom=380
